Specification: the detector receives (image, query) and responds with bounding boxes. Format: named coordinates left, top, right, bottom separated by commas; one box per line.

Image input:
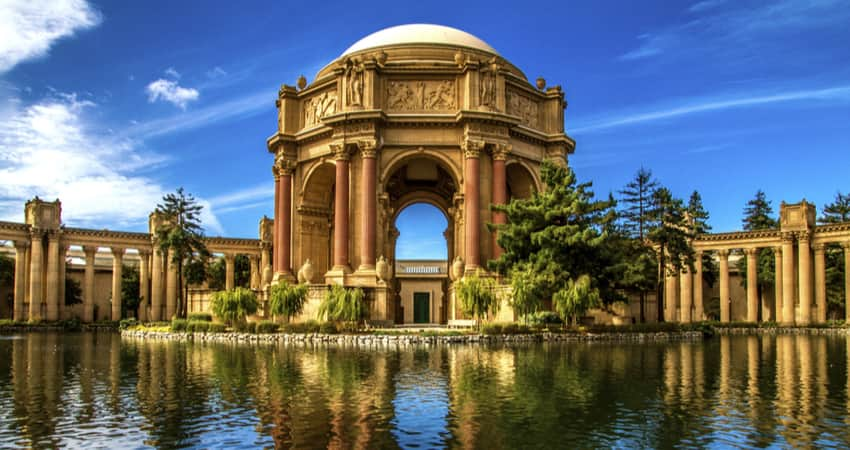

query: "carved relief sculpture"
left=386, top=80, right=455, bottom=111
left=506, top=89, right=539, bottom=128
left=304, top=91, right=338, bottom=127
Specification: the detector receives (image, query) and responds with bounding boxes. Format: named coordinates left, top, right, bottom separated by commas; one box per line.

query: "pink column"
left=272, top=167, right=280, bottom=273
left=464, top=140, right=483, bottom=269
left=332, top=145, right=350, bottom=270
left=491, top=145, right=508, bottom=259
left=359, top=141, right=378, bottom=270
left=278, top=165, right=293, bottom=275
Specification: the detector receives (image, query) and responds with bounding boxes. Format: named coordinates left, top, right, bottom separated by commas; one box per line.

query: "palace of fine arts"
left=2, top=2, right=850, bottom=448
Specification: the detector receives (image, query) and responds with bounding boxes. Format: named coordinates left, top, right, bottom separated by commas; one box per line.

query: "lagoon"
left=1, top=332, right=849, bottom=448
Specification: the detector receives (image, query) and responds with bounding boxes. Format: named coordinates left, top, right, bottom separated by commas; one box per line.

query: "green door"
left=413, top=292, right=430, bottom=324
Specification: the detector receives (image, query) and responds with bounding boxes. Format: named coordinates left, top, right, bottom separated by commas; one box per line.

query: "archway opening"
left=394, top=202, right=449, bottom=325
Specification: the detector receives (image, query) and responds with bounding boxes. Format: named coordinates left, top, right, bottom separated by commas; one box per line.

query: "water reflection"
left=0, top=334, right=849, bottom=448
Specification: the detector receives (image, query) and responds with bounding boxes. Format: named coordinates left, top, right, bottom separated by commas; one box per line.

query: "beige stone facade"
left=268, top=25, right=571, bottom=323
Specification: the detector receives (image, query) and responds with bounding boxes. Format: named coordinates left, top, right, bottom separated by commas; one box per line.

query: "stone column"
left=463, top=140, right=484, bottom=270
left=272, top=166, right=280, bottom=273
left=773, top=246, right=783, bottom=324
left=110, top=247, right=124, bottom=321
left=249, top=255, right=259, bottom=289
left=680, top=267, right=693, bottom=323
left=166, top=249, right=177, bottom=319
left=798, top=232, right=812, bottom=325
left=781, top=234, right=795, bottom=325
left=844, top=242, right=850, bottom=323
left=693, top=251, right=703, bottom=321
left=225, top=253, right=235, bottom=291
left=745, top=248, right=758, bottom=323
left=58, top=244, right=68, bottom=319
left=260, top=243, right=271, bottom=285
left=28, top=230, right=44, bottom=321
left=665, top=268, right=678, bottom=322
left=276, top=159, right=295, bottom=276
left=358, top=140, right=378, bottom=271
left=718, top=249, right=730, bottom=323
left=813, top=243, right=826, bottom=324
left=45, top=234, right=60, bottom=321
left=490, top=144, right=509, bottom=259
left=331, top=144, right=351, bottom=271
left=150, top=247, right=163, bottom=321
left=13, top=241, right=29, bottom=321
left=139, top=250, right=150, bottom=321
left=83, top=246, right=96, bottom=322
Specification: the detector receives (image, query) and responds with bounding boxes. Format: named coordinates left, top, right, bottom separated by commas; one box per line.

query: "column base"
left=272, top=271, right=296, bottom=285
left=350, top=268, right=381, bottom=287
left=325, top=266, right=352, bottom=285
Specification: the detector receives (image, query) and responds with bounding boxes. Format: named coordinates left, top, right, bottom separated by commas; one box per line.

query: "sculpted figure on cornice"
left=506, top=89, right=539, bottom=128
left=386, top=80, right=455, bottom=111
left=479, top=58, right=498, bottom=110
left=344, top=57, right=364, bottom=107
left=304, top=90, right=338, bottom=127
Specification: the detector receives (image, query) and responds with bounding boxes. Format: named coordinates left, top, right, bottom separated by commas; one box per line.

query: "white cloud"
left=206, top=66, right=226, bottom=79
left=145, top=78, right=199, bottom=109
left=570, top=85, right=850, bottom=134
left=164, top=67, right=181, bottom=79
left=0, top=93, right=224, bottom=235
left=0, top=0, right=101, bottom=73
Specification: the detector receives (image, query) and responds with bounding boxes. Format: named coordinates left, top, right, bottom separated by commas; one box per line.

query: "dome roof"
left=341, top=24, right=499, bottom=57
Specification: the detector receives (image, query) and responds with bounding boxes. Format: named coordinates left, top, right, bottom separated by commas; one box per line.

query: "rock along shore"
left=121, top=329, right=707, bottom=346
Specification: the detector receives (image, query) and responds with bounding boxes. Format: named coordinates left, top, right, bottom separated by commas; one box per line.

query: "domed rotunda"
left=266, top=24, right=574, bottom=324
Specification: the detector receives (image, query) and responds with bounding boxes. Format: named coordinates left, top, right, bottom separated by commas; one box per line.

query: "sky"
left=1, top=0, right=849, bottom=260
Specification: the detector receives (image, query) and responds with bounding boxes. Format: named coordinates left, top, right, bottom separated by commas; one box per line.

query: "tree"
left=687, top=191, right=718, bottom=290
left=154, top=188, right=210, bottom=319
left=617, top=168, right=660, bottom=322
left=269, top=281, right=309, bottom=322
left=489, top=160, right=624, bottom=322
left=65, top=277, right=82, bottom=306
left=649, top=187, right=695, bottom=322
left=121, top=264, right=141, bottom=318
left=456, top=271, right=498, bottom=327
left=210, top=287, right=258, bottom=326
left=318, top=285, right=366, bottom=325
left=234, top=255, right=251, bottom=288
left=207, top=257, right=225, bottom=290
left=820, top=192, right=849, bottom=318
left=554, top=274, right=600, bottom=325
left=736, top=191, right=778, bottom=318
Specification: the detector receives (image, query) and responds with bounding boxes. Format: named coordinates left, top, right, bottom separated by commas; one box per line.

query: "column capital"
left=110, top=247, right=125, bottom=257
left=773, top=245, right=783, bottom=254
left=330, top=143, right=351, bottom=161
left=490, top=143, right=511, bottom=161
left=743, top=247, right=758, bottom=256
left=461, top=139, right=485, bottom=159
left=842, top=241, right=850, bottom=250
left=812, top=242, right=826, bottom=252
left=694, top=249, right=703, bottom=258
left=275, top=155, right=297, bottom=176
left=796, top=230, right=811, bottom=241
left=82, top=245, right=97, bottom=257
left=14, top=240, right=30, bottom=250
left=357, top=139, right=380, bottom=158
left=137, top=248, right=152, bottom=257
left=781, top=232, right=796, bottom=243
left=717, top=249, right=730, bottom=258
left=224, top=252, right=236, bottom=262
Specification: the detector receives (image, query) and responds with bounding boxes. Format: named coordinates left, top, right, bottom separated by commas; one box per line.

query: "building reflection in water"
left=1, top=333, right=850, bottom=448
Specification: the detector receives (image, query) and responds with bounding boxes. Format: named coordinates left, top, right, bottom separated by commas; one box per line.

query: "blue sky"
left=1, top=0, right=849, bottom=260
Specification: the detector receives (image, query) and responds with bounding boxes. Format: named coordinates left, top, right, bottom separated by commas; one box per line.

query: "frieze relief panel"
left=506, top=89, right=539, bottom=128
left=386, top=80, right=456, bottom=111
left=304, top=90, right=338, bottom=127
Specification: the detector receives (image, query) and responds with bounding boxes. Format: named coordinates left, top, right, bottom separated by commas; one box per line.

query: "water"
left=1, top=333, right=849, bottom=449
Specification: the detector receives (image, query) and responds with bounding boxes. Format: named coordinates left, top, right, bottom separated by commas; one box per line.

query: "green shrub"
left=188, top=320, right=210, bottom=333
left=318, top=285, right=366, bottom=325
left=208, top=323, right=227, bottom=333
left=171, top=318, right=188, bottom=332
left=256, top=320, right=279, bottom=334
left=269, top=282, right=309, bottom=322
left=210, top=287, right=258, bottom=326
left=456, top=271, right=498, bottom=325
left=319, top=321, right=339, bottom=334
left=60, top=318, right=83, bottom=331
left=187, top=312, right=213, bottom=322
left=119, top=318, right=138, bottom=330
left=522, top=311, right=564, bottom=326
left=482, top=323, right=503, bottom=335
left=284, top=320, right=320, bottom=334
left=234, top=321, right=255, bottom=333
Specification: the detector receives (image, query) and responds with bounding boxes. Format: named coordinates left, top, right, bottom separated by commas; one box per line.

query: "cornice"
left=694, top=229, right=782, bottom=242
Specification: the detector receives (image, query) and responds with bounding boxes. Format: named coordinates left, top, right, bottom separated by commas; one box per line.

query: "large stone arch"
left=297, top=161, right=335, bottom=279
left=380, top=149, right=462, bottom=191
left=506, top=160, right=540, bottom=200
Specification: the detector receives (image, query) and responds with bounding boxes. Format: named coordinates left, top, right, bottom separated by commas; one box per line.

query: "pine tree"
left=737, top=191, right=778, bottom=318
left=617, top=168, right=660, bottom=322
left=154, top=188, right=210, bottom=319
left=687, top=191, right=718, bottom=289
left=649, top=187, right=695, bottom=322
left=489, top=161, right=624, bottom=322
left=819, top=192, right=849, bottom=318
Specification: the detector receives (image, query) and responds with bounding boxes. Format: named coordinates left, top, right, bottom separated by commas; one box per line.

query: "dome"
left=341, top=24, right=499, bottom=57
